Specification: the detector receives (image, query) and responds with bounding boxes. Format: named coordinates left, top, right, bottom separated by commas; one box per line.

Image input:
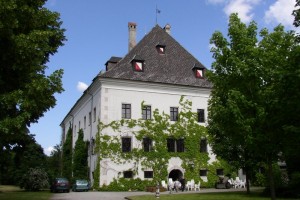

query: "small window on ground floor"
left=144, top=171, right=153, bottom=179
left=216, top=169, right=224, bottom=176
left=123, top=171, right=133, bottom=178
left=200, top=169, right=208, bottom=176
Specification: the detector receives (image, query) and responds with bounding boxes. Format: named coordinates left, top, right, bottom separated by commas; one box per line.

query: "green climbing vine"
left=93, top=96, right=234, bottom=190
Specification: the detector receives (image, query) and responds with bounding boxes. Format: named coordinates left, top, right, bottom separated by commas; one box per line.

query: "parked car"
left=50, top=178, right=70, bottom=193
left=72, top=179, right=89, bottom=192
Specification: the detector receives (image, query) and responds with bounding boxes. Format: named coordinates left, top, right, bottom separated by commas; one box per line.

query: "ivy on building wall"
left=93, top=96, right=234, bottom=190
left=72, top=129, right=88, bottom=181
left=62, top=126, right=72, bottom=182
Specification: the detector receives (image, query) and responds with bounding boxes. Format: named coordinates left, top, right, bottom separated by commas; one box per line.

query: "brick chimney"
left=128, top=22, right=137, bottom=52
left=164, top=24, right=171, bottom=35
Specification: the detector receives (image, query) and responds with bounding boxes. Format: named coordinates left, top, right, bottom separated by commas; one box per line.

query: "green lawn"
left=0, top=185, right=52, bottom=200
left=127, top=191, right=299, bottom=200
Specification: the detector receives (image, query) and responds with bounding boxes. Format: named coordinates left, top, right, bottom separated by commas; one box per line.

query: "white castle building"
left=60, top=23, right=219, bottom=187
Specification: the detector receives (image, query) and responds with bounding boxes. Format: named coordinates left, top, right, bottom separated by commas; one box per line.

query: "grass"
left=0, top=185, right=52, bottom=200
left=127, top=191, right=300, bottom=200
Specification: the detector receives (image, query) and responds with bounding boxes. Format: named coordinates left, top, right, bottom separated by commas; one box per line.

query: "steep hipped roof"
left=99, top=25, right=212, bottom=88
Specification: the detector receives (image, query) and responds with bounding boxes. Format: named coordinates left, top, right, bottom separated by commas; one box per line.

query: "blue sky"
left=29, top=0, right=299, bottom=155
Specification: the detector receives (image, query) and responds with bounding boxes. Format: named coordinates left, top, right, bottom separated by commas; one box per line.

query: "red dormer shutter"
left=196, top=69, right=203, bottom=78
left=134, top=61, right=143, bottom=71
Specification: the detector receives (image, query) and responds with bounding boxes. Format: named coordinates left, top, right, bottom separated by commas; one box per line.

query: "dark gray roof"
left=100, top=25, right=212, bottom=88
left=105, top=56, right=122, bottom=65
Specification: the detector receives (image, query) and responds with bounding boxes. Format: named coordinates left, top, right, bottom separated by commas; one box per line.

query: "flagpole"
left=156, top=5, right=158, bottom=25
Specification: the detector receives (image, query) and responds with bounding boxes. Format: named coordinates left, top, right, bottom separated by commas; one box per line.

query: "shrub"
left=99, top=178, right=155, bottom=191
left=20, top=168, right=49, bottom=191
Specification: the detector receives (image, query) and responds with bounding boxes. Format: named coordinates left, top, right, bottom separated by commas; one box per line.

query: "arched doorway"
left=168, top=169, right=183, bottom=181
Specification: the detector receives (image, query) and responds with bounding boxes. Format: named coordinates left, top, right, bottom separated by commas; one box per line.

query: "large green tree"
left=293, top=0, right=300, bottom=27
left=208, top=13, right=299, bottom=200
left=0, top=0, right=65, bottom=150
left=47, top=144, right=62, bottom=181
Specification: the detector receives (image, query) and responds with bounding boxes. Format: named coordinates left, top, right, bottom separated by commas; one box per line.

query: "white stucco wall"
left=60, top=78, right=215, bottom=186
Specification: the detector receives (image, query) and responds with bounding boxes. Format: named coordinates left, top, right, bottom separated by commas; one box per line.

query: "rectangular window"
left=200, top=138, right=208, bottom=153
left=216, top=169, right=224, bottom=176
left=79, top=121, right=81, bottom=130
left=89, top=112, right=91, bottom=125
left=143, top=137, right=152, bottom=152
left=200, top=169, right=208, bottom=176
left=167, top=138, right=184, bottom=152
left=122, top=104, right=131, bottom=119
left=176, top=138, right=185, bottom=152
left=74, top=125, right=77, bottom=137
left=84, top=116, right=86, bottom=129
left=123, top=171, right=133, bottom=178
left=197, top=109, right=205, bottom=123
left=144, top=171, right=153, bottom=178
left=167, top=138, right=175, bottom=152
left=93, top=107, right=96, bottom=122
left=122, top=137, right=131, bottom=152
left=170, top=107, right=178, bottom=121
left=142, top=105, right=151, bottom=120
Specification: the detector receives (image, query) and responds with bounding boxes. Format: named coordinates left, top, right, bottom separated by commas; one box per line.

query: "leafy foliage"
left=0, top=0, right=65, bottom=186
left=62, top=127, right=72, bottom=182
left=72, top=129, right=88, bottom=180
left=293, top=0, right=300, bottom=27
left=99, top=178, right=154, bottom=191
left=93, top=97, right=234, bottom=190
left=0, top=0, right=65, bottom=147
left=46, top=144, right=62, bottom=181
left=207, top=13, right=300, bottom=198
left=20, top=168, right=49, bottom=191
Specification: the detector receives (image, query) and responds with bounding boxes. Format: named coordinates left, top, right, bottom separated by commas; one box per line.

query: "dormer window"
left=132, top=58, right=144, bottom=72
left=196, top=69, right=204, bottom=78
left=192, top=63, right=205, bottom=79
left=156, top=45, right=165, bottom=55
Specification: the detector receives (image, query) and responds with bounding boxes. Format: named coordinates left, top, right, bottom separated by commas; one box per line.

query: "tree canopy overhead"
left=208, top=13, right=300, bottom=199
left=0, top=0, right=65, bottom=145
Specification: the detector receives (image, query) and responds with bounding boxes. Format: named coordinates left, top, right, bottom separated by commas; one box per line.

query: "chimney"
left=164, top=24, right=171, bottom=35
left=128, top=22, right=137, bottom=52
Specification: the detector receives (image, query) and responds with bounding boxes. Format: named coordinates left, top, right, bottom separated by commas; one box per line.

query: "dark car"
left=50, top=178, right=70, bottom=193
left=72, top=179, right=89, bottom=192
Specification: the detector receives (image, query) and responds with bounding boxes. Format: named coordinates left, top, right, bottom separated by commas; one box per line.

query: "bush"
left=20, top=168, right=49, bottom=191
left=99, top=178, right=155, bottom=191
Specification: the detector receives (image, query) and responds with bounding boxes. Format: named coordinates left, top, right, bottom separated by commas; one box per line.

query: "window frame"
left=200, top=138, right=208, bottom=153
left=132, top=60, right=144, bottom=72
left=143, top=137, right=153, bottom=152
left=170, top=107, right=179, bottom=121
left=121, top=137, right=132, bottom=153
left=142, top=105, right=152, bottom=120
left=156, top=45, right=166, bottom=55
left=167, top=138, right=185, bottom=153
left=123, top=171, right=133, bottom=178
left=122, top=104, right=131, bottom=119
left=216, top=169, right=224, bottom=176
left=93, top=107, right=96, bottom=122
left=88, top=112, right=91, bottom=125
left=200, top=169, right=208, bottom=176
left=197, top=109, right=205, bottom=123
left=144, top=171, right=154, bottom=179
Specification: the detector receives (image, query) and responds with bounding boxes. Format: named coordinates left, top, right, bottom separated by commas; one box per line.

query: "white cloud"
left=224, top=0, right=261, bottom=23
left=77, top=81, right=88, bottom=92
left=264, top=0, right=296, bottom=28
left=44, top=146, right=54, bottom=156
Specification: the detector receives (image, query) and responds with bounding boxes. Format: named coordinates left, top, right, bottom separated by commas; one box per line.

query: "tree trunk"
left=268, top=160, right=276, bottom=200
